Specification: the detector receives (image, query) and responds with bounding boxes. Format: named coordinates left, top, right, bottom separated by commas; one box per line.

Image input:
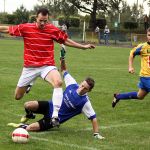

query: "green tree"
left=61, top=0, right=123, bottom=30
left=37, top=0, right=78, bottom=19
left=13, top=5, right=29, bottom=24
left=0, top=13, right=8, bottom=24
left=38, top=0, right=123, bottom=30
left=131, top=3, right=144, bottom=22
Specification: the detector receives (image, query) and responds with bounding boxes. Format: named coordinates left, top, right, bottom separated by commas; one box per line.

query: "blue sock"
left=116, top=92, right=138, bottom=100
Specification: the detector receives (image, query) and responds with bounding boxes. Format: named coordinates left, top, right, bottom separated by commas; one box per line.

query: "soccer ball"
left=12, top=128, right=29, bottom=144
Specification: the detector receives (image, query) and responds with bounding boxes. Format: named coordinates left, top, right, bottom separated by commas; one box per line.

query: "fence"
left=66, top=28, right=147, bottom=46
left=0, top=27, right=147, bottom=47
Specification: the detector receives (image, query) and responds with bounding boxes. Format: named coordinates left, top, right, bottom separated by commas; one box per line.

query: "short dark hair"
left=85, top=77, right=95, bottom=91
left=147, top=27, right=150, bottom=32
left=36, top=8, right=49, bottom=16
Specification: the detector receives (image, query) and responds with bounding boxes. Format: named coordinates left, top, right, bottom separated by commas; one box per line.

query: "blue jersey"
left=48, top=72, right=96, bottom=124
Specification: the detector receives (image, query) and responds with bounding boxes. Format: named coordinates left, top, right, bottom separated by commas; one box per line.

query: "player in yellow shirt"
left=112, top=27, right=150, bottom=107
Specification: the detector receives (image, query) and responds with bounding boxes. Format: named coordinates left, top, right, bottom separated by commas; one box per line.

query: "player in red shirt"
left=0, top=8, right=95, bottom=127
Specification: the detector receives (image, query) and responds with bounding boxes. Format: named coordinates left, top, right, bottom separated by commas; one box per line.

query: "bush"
left=69, top=17, right=80, bottom=27
left=58, top=16, right=80, bottom=27
left=96, top=19, right=106, bottom=29
left=29, top=15, right=36, bottom=23
left=124, top=22, right=138, bottom=30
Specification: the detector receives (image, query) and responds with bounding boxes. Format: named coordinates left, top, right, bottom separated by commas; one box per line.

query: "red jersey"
left=9, top=23, right=68, bottom=67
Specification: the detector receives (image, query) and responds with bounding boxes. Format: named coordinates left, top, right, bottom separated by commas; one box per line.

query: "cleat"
left=7, top=123, right=23, bottom=128
left=94, top=133, right=105, bottom=140
left=60, top=47, right=66, bottom=60
left=20, top=114, right=36, bottom=123
left=7, top=123, right=28, bottom=129
left=26, top=85, right=32, bottom=94
left=112, top=94, right=120, bottom=108
left=19, top=124, right=28, bottom=129
left=51, top=117, right=60, bottom=128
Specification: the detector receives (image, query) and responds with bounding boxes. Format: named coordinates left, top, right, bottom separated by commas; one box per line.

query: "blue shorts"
left=138, top=77, right=150, bottom=92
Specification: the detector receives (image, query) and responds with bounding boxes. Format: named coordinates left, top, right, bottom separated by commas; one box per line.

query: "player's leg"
left=15, top=86, right=30, bottom=100
left=44, top=69, right=63, bottom=127
left=26, top=117, right=53, bottom=131
left=14, top=67, right=38, bottom=100
left=112, top=89, right=148, bottom=108
left=20, top=101, right=38, bottom=123
left=60, top=44, right=66, bottom=59
left=22, top=108, right=53, bottom=131
left=112, top=91, right=138, bottom=108
left=112, top=91, right=138, bottom=107
left=112, top=77, right=149, bottom=108
left=60, top=48, right=67, bottom=72
left=8, top=122, right=43, bottom=131
left=21, top=101, right=50, bottom=123
left=137, top=88, right=148, bottom=99
left=26, top=122, right=41, bottom=131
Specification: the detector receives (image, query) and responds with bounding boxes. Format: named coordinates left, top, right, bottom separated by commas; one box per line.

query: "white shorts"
left=17, top=66, right=57, bottom=87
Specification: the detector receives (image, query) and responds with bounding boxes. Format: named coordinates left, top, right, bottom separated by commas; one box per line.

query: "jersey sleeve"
left=82, top=99, right=96, bottom=120
left=9, top=24, right=24, bottom=36
left=63, top=71, right=77, bottom=87
left=50, top=25, right=68, bottom=44
left=130, top=44, right=143, bottom=57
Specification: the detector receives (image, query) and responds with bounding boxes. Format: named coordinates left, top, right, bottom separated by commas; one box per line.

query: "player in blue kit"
left=8, top=50, right=104, bottom=140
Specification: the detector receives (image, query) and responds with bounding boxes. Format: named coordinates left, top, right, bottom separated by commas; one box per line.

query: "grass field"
left=0, top=39, right=150, bottom=150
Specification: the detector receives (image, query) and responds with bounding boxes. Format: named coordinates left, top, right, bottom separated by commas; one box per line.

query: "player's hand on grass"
left=93, top=133, right=105, bottom=140
left=128, top=67, right=135, bottom=74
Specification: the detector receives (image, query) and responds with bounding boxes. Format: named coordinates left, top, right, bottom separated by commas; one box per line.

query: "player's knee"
left=24, top=101, right=32, bottom=109
left=25, top=126, right=30, bottom=131
left=14, top=94, right=23, bottom=100
left=138, top=97, right=144, bottom=100
left=137, top=95, right=145, bottom=100
left=53, top=80, right=63, bottom=87
left=26, top=125, right=35, bottom=131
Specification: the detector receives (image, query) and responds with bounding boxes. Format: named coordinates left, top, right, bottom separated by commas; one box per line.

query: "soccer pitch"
left=0, top=39, right=150, bottom=150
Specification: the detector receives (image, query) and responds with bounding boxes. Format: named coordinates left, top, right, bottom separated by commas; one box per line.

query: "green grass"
left=0, top=39, right=150, bottom=150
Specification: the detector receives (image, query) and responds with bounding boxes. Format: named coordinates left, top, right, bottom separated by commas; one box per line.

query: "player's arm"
left=64, top=38, right=95, bottom=50
left=128, top=45, right=142, bottom=74
left=91, top=118, right=99, bottom=134
left=0, top=26, right=9, bottom=33
left=128, top=53, right=135, bottom=74
left=91, top=118, right=104, bottom=139
left=82, top=100, right=104, bottom=140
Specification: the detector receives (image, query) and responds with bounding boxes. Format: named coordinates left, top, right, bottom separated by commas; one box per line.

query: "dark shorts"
left=36, top=101, right=53, bottom=131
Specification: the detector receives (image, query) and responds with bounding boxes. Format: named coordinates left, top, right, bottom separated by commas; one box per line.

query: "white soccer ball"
left=12, top=128, right=29, bottom=144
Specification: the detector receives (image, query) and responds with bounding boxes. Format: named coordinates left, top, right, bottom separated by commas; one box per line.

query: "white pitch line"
left=31, top=136, right=98, bottom=150
left=29, top=122, right=150, bottom=150
left=7, top=110, right=150, bottom=131
left=31, top=121, right=150, bottom=136
left=81, top=121, right=150, bottom=131
left=31, top=136, right=48, bottom=142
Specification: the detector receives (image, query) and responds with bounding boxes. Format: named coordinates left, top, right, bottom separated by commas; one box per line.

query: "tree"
left=61, top=0, right=123, bottom=30
left=115, top=1, right=132, bottom=23
left=131, top=3, right=144, bottom=22
left=13, top=5, right=29, bottom=24
left=37, top=0, right=78, bottom=19
left=38, top=0, right=123, bottom=30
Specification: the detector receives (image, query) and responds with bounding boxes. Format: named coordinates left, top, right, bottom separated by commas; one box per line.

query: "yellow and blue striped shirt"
left=130, top=42, right=150, bottom=76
